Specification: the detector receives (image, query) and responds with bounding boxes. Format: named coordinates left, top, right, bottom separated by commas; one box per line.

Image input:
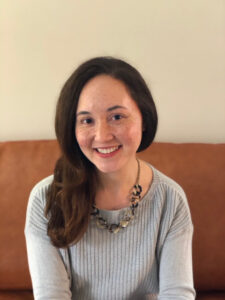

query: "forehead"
left=77, top=75, right=139, bottom=112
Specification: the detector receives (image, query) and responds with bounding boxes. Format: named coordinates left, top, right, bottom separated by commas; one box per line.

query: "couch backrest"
left=0, top=140, right=224, bottom=291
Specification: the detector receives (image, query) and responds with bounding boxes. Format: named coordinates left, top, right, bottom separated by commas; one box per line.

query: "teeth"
left=97, top=146, right=119, bottom=154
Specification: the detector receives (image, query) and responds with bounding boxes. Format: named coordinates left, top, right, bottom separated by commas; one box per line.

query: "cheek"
left=75, top=128, right=90, bottom=149
left=119, top=122, right=142, bottom=147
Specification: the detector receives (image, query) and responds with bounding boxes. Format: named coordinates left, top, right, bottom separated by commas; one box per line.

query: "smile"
left=96, top=146, right=121, bottom=154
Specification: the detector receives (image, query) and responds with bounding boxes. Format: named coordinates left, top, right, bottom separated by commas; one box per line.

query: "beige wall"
left=0, top=0, right=224, bottom=142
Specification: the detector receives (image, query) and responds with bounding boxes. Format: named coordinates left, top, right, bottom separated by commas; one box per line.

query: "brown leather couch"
left=0, top=140, right=224, bottom=300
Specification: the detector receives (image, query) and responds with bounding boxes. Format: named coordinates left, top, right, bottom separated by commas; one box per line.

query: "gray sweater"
left=25, top=165, right=196, bottom=300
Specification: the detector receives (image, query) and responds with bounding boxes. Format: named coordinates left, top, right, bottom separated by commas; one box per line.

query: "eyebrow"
left=76, top=105, right=127, bottom=116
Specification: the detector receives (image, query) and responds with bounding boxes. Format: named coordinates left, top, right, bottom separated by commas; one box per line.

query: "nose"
left=94, top=120, right=113, bottom=142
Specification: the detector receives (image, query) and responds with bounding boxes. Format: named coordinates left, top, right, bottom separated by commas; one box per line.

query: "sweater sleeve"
left=25, top=183, right=72, bottom=300
left=157, top=192, right=196, bottom=300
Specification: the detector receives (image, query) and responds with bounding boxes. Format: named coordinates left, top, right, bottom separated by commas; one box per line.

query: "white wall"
left=0, top=0, right=224, bottom=143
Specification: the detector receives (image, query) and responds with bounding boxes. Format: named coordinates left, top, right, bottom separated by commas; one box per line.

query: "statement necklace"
left=91, top=159, right=142, bottom=234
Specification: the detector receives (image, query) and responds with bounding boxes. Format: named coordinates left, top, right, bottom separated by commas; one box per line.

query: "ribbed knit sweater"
left=25, top=164, right=196, bottom=300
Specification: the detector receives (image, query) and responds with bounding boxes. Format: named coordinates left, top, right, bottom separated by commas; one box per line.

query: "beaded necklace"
left=91, top=159, right=142, bottom=233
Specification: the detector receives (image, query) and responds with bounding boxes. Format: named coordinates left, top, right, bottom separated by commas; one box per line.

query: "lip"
left=94, top=145, right=120, bottom=149
left=94, top=145, right=122, bottom=158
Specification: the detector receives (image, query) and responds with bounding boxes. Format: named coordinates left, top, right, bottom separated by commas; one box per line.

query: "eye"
left=80, top=118, right=93, bottom=125
left=112, top=114, right=123, bottom=121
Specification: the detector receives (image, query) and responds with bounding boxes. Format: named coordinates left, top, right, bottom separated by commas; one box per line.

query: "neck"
left=97, top=157, right=139, bottom=193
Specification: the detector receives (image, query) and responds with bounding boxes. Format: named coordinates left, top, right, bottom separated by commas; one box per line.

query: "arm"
left=157, top=194, right=196, bottom=300
left=158, top=227, right=195, bottom=299
left=25, top=184, right=72, bottom=300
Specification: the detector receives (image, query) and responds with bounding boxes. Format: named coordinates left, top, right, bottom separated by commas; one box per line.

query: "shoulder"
left=147, top=164, right=193, bottom=223
left=25, top=175, right=54, bottom=235
left=149, top=165, right=193, bottom=235
left=150, top=165, right=187, bottom=203
left=29, top=175, right=54, bottom=200
left=27, top=174, right=54, bottom=215
left=154, top=165, right=185, bottom=192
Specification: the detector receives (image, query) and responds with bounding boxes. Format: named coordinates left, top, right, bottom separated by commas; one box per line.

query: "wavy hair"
left=45, top=56, right=158, bottom=248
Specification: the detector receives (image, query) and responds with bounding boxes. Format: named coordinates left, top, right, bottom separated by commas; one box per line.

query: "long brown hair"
left=45, top=56, right=158, bottom=248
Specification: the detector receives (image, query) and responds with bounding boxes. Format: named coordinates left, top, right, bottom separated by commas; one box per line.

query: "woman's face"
left=75, top=75, right=143, bottom=174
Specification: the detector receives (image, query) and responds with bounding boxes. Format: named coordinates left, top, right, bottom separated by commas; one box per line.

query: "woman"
left=25, top=57, right=196, bottom=299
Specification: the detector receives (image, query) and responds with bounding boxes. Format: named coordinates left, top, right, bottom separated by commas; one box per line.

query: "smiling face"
left=75, top=75, right=143, bottom=174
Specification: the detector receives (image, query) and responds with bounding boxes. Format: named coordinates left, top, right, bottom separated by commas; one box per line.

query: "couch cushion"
left=0, top=290, right=33, bottom=300
left=196, top=291, right=225, bottom=299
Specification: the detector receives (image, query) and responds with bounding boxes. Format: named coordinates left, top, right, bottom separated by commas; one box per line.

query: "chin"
left=95, top=163, right=120, bottom=174
left=91, top=157, right=124, bottom=173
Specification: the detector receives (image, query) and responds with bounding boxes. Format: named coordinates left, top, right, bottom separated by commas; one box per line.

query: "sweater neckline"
left=97, top=163, right=158, bottom=217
